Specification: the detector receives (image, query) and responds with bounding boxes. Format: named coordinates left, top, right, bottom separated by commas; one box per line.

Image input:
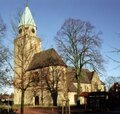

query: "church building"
left=14, top=5, right=105, bottom=106
left=14, top=5, right=67, bottom=106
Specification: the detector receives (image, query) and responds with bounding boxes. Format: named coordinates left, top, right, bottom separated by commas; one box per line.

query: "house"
left=108, top=82, right=120, bottom=109
left=13, top=5, right=105, bottom=106
left=109, top=82, right=120, bottom=92
left=0, top=94, right=13, bottom=105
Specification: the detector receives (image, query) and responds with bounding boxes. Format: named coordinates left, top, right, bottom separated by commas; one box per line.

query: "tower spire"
left=18, top=4, right=36, bottom=27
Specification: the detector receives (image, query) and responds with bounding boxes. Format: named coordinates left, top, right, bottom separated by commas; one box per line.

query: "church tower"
left=14, top=5, right=41, bottom=105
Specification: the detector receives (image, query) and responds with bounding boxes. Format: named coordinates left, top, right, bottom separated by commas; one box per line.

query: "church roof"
left=67, top=68, right=94, bottom=84
left=67, top=68, right=105, bottom=92
left=18, top=5, right=36, bottom=27
left=27, top=48, right=67, bottom=71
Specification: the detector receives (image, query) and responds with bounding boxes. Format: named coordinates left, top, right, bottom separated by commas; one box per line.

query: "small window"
left=19, top=29, right=22, bottom=34
left=32, top=28, right=35, bottom=33
left=116, top=89, right=118, bottom=92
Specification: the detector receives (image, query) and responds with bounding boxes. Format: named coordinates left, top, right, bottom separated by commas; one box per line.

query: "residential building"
left=109, top=82, right=120, bottom=92
left=108, top=82, right=120, bottom=110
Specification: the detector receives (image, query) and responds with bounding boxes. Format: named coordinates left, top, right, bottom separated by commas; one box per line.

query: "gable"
left=91, top=72, right=100, bottom=84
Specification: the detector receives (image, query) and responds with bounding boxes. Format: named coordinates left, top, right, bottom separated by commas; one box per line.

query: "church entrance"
left=35, top=96, right=39, bottom=105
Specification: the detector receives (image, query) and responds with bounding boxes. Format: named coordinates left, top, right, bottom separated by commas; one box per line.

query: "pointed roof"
left=27, top=48, right=67, bottom=71
left=18, top=5, right=36, bottom=27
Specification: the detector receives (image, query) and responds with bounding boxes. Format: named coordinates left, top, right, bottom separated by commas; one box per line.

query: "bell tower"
left=14, top=5, right=41, bottom=105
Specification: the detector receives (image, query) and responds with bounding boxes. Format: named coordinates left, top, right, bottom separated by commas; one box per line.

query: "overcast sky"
left=0, top=0, right=120, bottom=81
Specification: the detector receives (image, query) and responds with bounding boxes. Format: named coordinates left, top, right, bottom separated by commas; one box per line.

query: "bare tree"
left=0, top=16, right=6, bottom=67
left=0, top=16, right=6, bottom=38
left=55, top=18, right=104, bottom=105
left=105, top=76, right=120, bottom=90
left=0, top=16, right=11, bottom=89
left=28, top=67, right=66, bottom=106
left=107, top=48, right=120, bottom=70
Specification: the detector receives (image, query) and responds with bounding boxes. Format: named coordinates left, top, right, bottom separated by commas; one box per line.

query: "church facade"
left=14, top=5, right=105, bottom=106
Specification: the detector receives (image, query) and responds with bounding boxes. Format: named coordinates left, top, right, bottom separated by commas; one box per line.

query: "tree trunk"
left=20, top=90, right=25, bottom=114
left=51, top=91, right=58, bottom=106
left=77, top=75, right=80, bottom=106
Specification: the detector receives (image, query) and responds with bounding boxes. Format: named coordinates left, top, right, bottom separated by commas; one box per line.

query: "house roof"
left=18, top=6, right=36, bottom=27
left=27, top=48, right=67, bottom=71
